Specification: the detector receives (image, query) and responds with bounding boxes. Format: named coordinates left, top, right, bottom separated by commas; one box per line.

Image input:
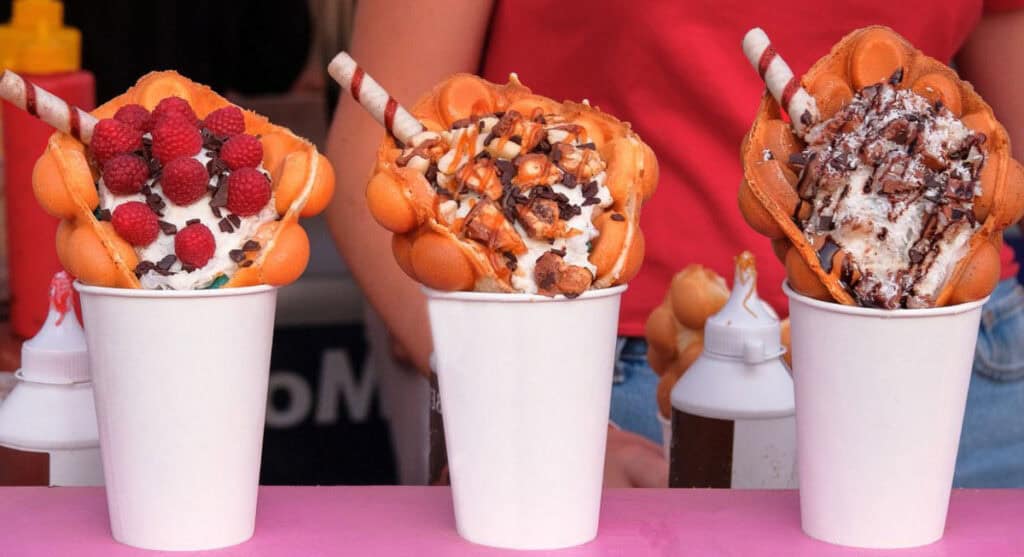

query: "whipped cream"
left=98, top=146, right=277, bottom=290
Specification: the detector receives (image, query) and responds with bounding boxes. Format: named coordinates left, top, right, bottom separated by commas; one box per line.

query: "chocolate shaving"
left=95, top=209, right=112, bottom=222
left=134, top=260, right=155, bottom=276
left=206, top=157, right=229, bottom=176
left=610, top=213, right=625, bottom=222
left=242, top=240, right=260, bottom=251
left=581, top=197, right=601, bottom=206
left=218, top=218, right=234, bottom=233
left=181, top=264, right=196, bottom=273
left=156, top=254, right=177, bottom=271
left=239, top=259, right=254, bottom=268
left=577, top=142, right=596, bottom=150
left=210, top=180, right=229, bottom=208
left=229, top=249, right=246, bottom=263
left=889, top=68, right=904, bottom=85
left=158, top=220, right=177, bottom=235
left=186, top=218, right=200, bottom=226
left=228, top=214, right=241, bottom=227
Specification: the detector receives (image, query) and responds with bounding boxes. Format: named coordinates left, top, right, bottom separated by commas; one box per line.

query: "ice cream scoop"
left=739, top=26, right=1024, bottom=308
left=329, top=52, right=658, bottom=296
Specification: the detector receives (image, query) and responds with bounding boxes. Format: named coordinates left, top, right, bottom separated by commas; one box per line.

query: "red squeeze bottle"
left=0, top=0, right=94, bottom=338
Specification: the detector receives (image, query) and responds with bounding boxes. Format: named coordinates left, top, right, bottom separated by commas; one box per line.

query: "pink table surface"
left=3, top=487, right=1023, bottom=556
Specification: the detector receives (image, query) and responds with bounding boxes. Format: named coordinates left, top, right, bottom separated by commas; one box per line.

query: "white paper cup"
left=785, top=283, right=985, bottom=549
left=76, top=283, right=277, bottom=551
left=426, top=285, right=624, bottom=550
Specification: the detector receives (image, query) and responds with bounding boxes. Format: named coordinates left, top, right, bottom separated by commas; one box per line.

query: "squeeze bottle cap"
left=19, top=271, right=89, bottom=384
left=0, top=0, right=81, bottom=74
left=702, top=252, right=785, bottom=363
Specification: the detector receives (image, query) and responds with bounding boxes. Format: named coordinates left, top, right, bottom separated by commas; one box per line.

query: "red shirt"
left=481, top=0, right=1022, bottom=335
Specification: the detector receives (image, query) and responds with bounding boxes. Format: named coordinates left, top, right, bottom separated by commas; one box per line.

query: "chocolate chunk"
left=889, top=68, right=904, bottom=85
left=425, top=163, right=439, bottom=186
left=156, top=254, right=176, bottom=271
left=242, top=240, right=260, bottom=251
left=212, top=207, right=222, bottom=218
left=562, top=173, right=577, bottom=189
left=450, top=118, right=473, bottom=129
left=495, top=159, right=516, bottom=179
left=134, top=260, right=155, bottom=276
left=218, top=218, right=234, bottom=233
left=228, top=214, right=241, bottom=227
left=788, top=152, right=809, bottom=167
left=582, top=181, right=598, bottom=198
left=508, top=135, right=522, bottom=145
left=818, top=215, right=834, bottom=230
left=158, top=220, right=177, bottom=235
left=610, top=213, right=625, bottom=222
left=532, top=138, right=552, bottom=154
left=206, top=157, right=229, bottom=176
left=181, top=264, right=196, bottom=273
left=95, top=208, right=112, bottom=222
left=581, top=197, right=600, bottom=206
left=186, top=218, right=200, bottom=226
left=229, top=249, right=246, bottom=263
left=502, top=251, right=518, bottom=271
left=209, top=184, right=230, bottom=209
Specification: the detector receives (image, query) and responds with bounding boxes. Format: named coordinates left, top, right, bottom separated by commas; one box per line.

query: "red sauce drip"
left=757, top=46, right=777, bottom=80
left=50, top=271, right=73, bottom=326
left=22, top=75, right=38, bottom=116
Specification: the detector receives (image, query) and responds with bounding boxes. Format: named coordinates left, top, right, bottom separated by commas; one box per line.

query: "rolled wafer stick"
left=0, top=69, right=98, bottom=143
left=742, top=28, right=819, bottom=136
left=327, top=51, right=425, bottom=146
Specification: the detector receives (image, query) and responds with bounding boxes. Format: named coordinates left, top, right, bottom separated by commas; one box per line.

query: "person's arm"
left=957, top=9, right=1024, bottom=161
left=325, top=1, right=494, bottom=374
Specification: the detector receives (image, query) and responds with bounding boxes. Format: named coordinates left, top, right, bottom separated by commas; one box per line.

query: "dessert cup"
left=76, top=282, right=276, bottom=550
left=785, top=282, right=985, bottom=548
left=426, top=285, right=624, bottom=550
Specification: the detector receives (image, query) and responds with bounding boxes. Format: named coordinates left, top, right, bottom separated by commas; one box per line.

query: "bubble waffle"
left=365, top=73, right=658, bottom=296
left=740, top=26, right=1024, bottom=308
left=646, top=263, right=792, bottom=418
left=33, top=71, right=334, bottom=289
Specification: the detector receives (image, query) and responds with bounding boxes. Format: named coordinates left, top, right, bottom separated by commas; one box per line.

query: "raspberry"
left=113, top=104, right=152, bottom=132
left=90, top=118, right=142, bottom=164
left=219, top=134, right=263, bottom=170
left=151, top=96, right=199, bottom=127
left=227, top=167, right=272, bottom=216
left=203, top=106, right=246, bottom=137
left=102, top=154, right=150, bottom=195
left=175, top=223, right=216, bottom=268
left=160, top=157, right=209, bottom=206
left=111, top=202, right=158, bottom=246
left=151, top=115, right=203, bottom=164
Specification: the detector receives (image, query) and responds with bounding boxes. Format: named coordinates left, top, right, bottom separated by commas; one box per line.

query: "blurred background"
left=0, top=0, right=432, bottom=487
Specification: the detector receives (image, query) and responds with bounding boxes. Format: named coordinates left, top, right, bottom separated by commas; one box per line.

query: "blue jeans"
left=611, top=279, right=1024, bottom=487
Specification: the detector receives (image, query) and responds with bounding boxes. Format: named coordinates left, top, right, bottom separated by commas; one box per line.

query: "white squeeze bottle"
left=668, top=253, right=797, bottom=488
left=0, top=271, right=102, bottom=485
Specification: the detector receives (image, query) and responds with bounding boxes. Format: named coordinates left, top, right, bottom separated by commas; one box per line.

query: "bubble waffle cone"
left=367, top=74, right=658, bottom=294
left=33, top=71, right=335, bottom=289
left=646, top=264, right=792, bottom=418
left=740, top=26, right=1024, bottom=307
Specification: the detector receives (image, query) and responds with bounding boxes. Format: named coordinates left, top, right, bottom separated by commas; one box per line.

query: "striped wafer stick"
left=0, top=69, right=98, bottom=143
left=327, top=52, right=425, bottom=146
left=742, top=28, right=819, bottom=136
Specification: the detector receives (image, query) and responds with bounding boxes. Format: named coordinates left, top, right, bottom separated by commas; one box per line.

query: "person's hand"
left=603, top=425, right=668, bottom=488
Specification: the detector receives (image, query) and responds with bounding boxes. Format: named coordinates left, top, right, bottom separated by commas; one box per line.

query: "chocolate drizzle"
left=795, top=81, right=985, bottom=308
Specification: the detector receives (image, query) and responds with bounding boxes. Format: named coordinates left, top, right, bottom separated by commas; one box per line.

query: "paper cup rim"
left=783, top=281, right=988, bottom=318
left=74, top=281, right=277, bottom=299
left=422, top=284, right=627, bottom=303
